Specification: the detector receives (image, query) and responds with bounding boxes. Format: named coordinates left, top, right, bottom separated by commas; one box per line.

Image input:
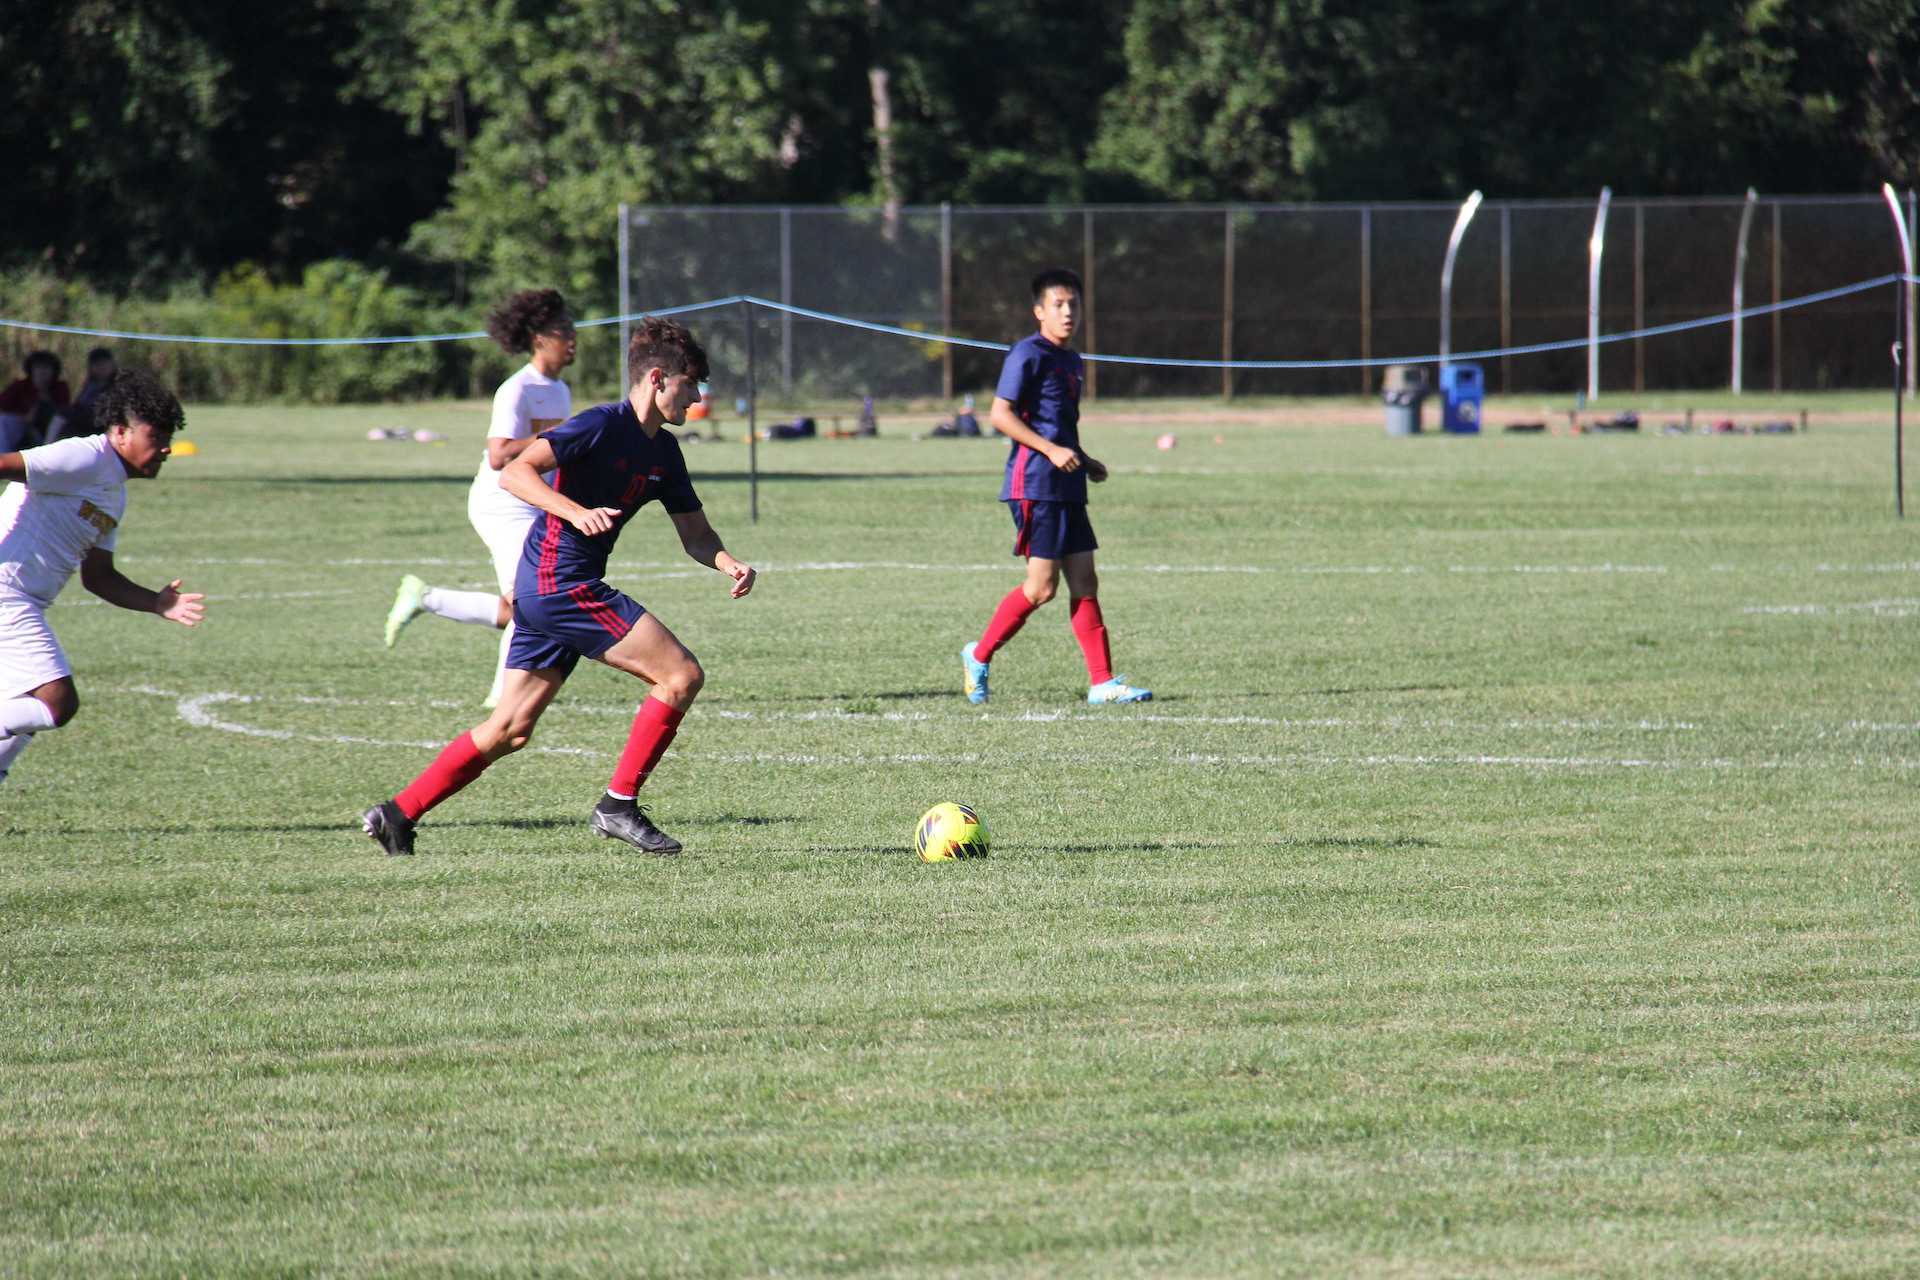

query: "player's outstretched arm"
left=79, top=549, right=205, bottom=626
left=501, top=438, right=620, bottom=535
left=670, top=509, right=754, bottom=598
left=990, top=397, right=1080, bottom=473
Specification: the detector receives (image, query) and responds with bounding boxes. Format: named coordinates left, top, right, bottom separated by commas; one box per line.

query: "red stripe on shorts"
left=569, top=584, right=632, bottom=641
left=1014, top=500, right=1034, bottom=556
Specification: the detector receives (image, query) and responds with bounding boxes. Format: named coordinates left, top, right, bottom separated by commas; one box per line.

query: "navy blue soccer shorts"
left=508, top=579, right=646, bottom=674
left=1007, top=499, right=1098, bottom=560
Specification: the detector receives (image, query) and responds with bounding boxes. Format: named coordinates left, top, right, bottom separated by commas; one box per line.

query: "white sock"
left=486, top=623, right=514, bottom=704
left=0, top=732, right=32, bottom=783
left=422, top=588, right=502, bottom=627
left=0, top=696, right=56, bottom=736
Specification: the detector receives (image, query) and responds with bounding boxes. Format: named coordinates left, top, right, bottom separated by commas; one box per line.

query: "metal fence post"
left=1499, top=204, right=1512, bottom=393
left=617, top=203, right=631, bottom=399
left=1771, top=201, right=1782, bottom=392
left=743, top=298, right=758, bottom=523
left=779, top=207, right=793, bottom=396
left=941, top=201, right=953, bottom=402
left=1359, top=206, right=1372, bottom=396
left=1082, top=208, right=1097, bottom=401
left=1633, top=201, right=1645, bottom=393
left=1732, top=188, right=1756, bottom=394
left=1222, top=207, right=1235, bottom=401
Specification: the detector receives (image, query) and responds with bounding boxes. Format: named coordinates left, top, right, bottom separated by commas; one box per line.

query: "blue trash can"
left=1439, top=363, right=1484, bottom=434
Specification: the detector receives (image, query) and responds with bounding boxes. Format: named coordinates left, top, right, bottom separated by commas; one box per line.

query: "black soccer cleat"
left=590, top=803, right=683, bottom=855
left=362, top=800, right=416, bottom=856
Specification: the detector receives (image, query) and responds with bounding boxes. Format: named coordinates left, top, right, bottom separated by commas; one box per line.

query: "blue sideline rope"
left=0, top=274, right=1909, bottom=370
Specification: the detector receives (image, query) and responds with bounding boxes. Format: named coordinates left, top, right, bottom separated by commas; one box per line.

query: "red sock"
left=394, top=731, right=490, bottom=820
left=977, top=587, right=1038, bottom=661
left=609, top=698, right=684, bottom=797
left=1070, top=596, right=1113, bottom=685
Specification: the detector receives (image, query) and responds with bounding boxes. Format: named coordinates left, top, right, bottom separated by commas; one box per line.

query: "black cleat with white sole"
left=590, top=802, right=683, bottom=855
left=362, top=800, right=416, bottom=856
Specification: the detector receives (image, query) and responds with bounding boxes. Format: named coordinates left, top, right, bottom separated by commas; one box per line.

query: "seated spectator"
left=62, top=347, right=118, bottom=438
left=953, top=392, right=980, bottom=437
left=0, top=351, right=72, bottom=450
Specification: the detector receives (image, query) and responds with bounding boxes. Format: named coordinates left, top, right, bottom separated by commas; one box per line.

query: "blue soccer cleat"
left=1088, top=675, right=1152, bottom=705
left=961, top=642, right=990, bottom=704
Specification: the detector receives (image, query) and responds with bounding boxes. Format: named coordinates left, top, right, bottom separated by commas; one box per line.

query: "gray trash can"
left=1381, top=364, right=1430, bottom=436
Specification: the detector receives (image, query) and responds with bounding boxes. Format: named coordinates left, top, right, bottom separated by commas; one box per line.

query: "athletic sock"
left=0, top=696, right=56, bottom=736
left=422, top=588, right=502, bottom=627
left=0, top=732, right=31, bottom=783
left=393, top=731, right=490, bottom=821
left=977, top=587, right=1039, bottom=661
left=1070, top=596, right=1113, bottom=685
left=609, top=698, right=684, bottom=798
left=486, top=624, right=514, bottom=704
left=596, top=792, right=635, bottom=815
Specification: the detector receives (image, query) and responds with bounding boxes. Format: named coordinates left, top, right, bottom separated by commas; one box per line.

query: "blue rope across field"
left=0, top=273, right=1909, bottom=370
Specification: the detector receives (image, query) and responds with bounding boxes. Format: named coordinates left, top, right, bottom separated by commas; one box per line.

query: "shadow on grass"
left=5, top=813, right=798, bottom=839
left=216, top=470, right=978, bottom=487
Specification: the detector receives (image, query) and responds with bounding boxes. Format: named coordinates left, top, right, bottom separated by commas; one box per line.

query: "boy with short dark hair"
left=0, top=368, right=205, bottom=784
left=362, top=317, right=756, bottom=857
left=960, top=267, right=1150, bottom=706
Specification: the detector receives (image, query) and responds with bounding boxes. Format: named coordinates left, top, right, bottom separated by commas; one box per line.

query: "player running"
left=384, top=289, right=576, bottom=707
left=361, top=317, right=755, bottom=857
left=0, top=368, right=205, bottom=785
left=960, top=267, right=1151, bottom=706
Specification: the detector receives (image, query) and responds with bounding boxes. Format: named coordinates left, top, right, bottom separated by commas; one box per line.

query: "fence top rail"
left=626, top=194, right=1912, bottom=218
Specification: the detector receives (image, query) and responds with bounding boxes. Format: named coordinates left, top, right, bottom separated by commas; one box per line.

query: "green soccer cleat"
left=384, top=574, right=427, bottom=647
left=961, top=642, right=990, bottom=705
left=1087, top=675, right=1152, bottom=705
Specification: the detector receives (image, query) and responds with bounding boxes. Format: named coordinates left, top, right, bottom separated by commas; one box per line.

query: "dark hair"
left=95, top=366, right=185, bottom=436
left=1031, top=267, right=1083, bottom=303
left=86, top=346, right=114, bottom=364
left=485, top=289, right=572, bottom=355
left=627, top=316, right=710, bottom=385
left=23, top=350, right=60, bottom=377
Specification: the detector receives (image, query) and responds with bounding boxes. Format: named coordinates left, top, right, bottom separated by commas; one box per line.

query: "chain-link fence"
left=618, top=196, right=1914, bottom=402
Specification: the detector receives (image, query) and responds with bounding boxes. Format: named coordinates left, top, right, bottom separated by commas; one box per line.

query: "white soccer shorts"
left=469, top=505, right=537, bottom=597
left=0, top=595, right=72, bottom=699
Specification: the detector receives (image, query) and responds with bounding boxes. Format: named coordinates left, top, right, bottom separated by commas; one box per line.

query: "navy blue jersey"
left=995, top=333, right=1086, bottom=503
left=516, top=400, right=701, bottom=596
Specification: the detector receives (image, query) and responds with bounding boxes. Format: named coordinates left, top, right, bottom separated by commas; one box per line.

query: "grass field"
left=4, top=392, right=1918, bottom=1276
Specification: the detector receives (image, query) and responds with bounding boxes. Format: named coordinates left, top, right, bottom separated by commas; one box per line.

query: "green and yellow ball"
left=914, top=802, right=990, bottom=862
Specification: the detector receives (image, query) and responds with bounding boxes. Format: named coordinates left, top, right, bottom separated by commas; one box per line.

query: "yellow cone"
left=171, top=439, right=200, bottom=456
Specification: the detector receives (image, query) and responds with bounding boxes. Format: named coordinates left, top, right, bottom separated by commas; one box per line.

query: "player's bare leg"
left=585, top=613, right=704, bottom=854
left=362, top=665, right=566, bottom=855
left=0, top=676, right=78, bottom=784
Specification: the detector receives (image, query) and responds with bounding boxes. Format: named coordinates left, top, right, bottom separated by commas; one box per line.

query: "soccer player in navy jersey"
left=361, top=317, right=756, bottom=856
left=960, top=267, right=1151, bottom=706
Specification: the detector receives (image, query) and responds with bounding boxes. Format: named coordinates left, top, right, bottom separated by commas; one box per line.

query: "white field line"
left=1743, top=598, right=1920, bottom=617
left=116, top=686, right=1920, bottom=771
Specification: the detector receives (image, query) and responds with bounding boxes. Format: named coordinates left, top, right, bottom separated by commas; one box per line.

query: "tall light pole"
left=1439, top=190, right=1483, bottom=369
left=1883, top=182, right=1912, bottom=516
left=1731, top=188, right=1756, bottom=394
left=1587, top=187, right=1612, bottom=402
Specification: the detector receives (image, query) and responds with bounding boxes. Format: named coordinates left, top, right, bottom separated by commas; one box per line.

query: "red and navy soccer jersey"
left=516, top=400, right=701, bottom=597
left=995, top=333, right=1086, bottom=504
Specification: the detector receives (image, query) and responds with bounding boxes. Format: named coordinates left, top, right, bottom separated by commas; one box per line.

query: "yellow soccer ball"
left=914, top=802, right=990, bottom=862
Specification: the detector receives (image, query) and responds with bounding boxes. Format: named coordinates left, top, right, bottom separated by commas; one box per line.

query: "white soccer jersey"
left=469, top=364, right=569, bottom=527
left=0, top=434, right=128, bottom=609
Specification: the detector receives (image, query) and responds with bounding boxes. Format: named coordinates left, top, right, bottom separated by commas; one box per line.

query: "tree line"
left=6, top=0, right=1919, bottom=387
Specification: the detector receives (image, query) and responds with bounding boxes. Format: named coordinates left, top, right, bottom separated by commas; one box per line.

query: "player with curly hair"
left=362, top=317, right=756, bottom=858
left=384, top=288, right=576, bottom=706
left=0, top=367, right=205, bottom=785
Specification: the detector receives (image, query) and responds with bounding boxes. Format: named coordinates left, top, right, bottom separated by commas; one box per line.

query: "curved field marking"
left=121, top=686, right=1918, bottom=771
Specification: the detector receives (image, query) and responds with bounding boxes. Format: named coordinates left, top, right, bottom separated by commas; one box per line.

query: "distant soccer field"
left=5, top=393, right=1918, bottom=1275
